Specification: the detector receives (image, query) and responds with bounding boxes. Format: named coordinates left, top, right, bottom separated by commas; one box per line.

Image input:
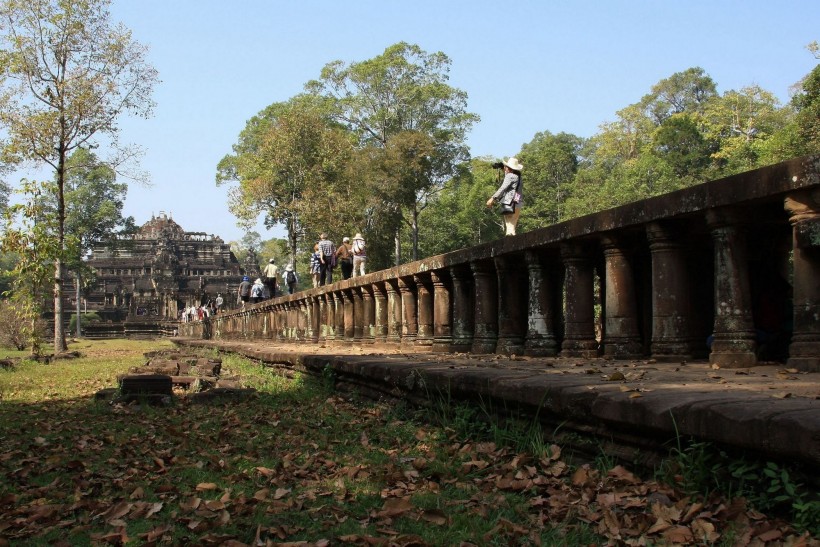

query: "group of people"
left=310, top=232, right=367, bottom=287
left=180, top=294, right=224, bottom=322
left=237, top=258, right=300, bottom=307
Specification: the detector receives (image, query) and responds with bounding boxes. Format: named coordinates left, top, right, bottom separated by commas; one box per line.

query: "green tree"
left=517, top=131, right=583, bottom=229
left=308, top=42, right=478, bottom=264
left=218, top=97, right=356, bottom=265
left=416, top=158, right=502, bottom=256
left=0, top=0, right=157, bottom=353
left=651, top=113, right=714, bottom=179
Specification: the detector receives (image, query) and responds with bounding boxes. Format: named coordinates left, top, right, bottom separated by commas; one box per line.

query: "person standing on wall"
left=352, top=233, right=367, bottom=277
left=336, top=236, right=354, bottom=280
left=318, top=232, right=336, bottom=285
left=283, top=264, right=299, bottom=294
left=262, top=258, right=279, bottom=298
left=486, top=157, right=523, bottom=236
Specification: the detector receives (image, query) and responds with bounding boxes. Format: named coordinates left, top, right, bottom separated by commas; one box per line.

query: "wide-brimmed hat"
left=502, top=157, right=523, bottom=171
left=353, top=233, right=364, bottom=240
left=254, top=278, right=262, bottom=284
left=285, top=264, right=294, bottom=271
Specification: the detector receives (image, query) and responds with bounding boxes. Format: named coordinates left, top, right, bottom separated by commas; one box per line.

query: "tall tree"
left=217, top=96, right=356, bottom=265
left=0, top=0, right=157, bottom=353
left=307, top=42, right=478, bottom=264
left=517, top=131, right=583, bottom=229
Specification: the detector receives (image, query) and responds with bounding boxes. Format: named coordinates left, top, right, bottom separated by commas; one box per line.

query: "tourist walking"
left=486, top=157, right=523, bottom=236
left=336, top=236, right=354, bottom=280
left=262, top=258, right=279, bottom=298
left=238, top=276, right=252, bottom=307
left=250, top=278, right=265, bottom=304
left=318, top=233, right=336, bottom=285
left=352, top=233, right=367, bottom=277
left=310, top=244, right=321, bottom=288
left=283, top=264, right=298, bottom=294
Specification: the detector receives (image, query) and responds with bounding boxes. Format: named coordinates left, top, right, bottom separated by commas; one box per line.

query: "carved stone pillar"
left=386, top=280, right=402, bottom=345
left=373, top=283, right=388, bottom=344
left=601, top=236, right=643, bottom=358
left=352, top=288, right=364, bottom=341
left=399, top=278, right=418, bottom=346
left=415, top=274, right=434, bottom=347
left=449, top=265, right=473, bottom=352
left=324, top=293, right=336, bottom=341
left=560, top=243, right=598, bottom=358
left=706, top=209, right=757, bottom=367
left=471, top=260, right=498, bottom=354
left=785, top=190, right=820, bottom=371
left=362, top=285, right=375, bottom=344
left=646, top=222, right=694, bottom=360
left=524, top=250, right=559, bottom=356
left=343, top=290, right=355, bottom=341
left=309, top=296, right=320, bottom=343
left=495, top=255, right=526, bottom=355
left=297, top=301, right=308, bottom=341
left=333, top=292, right=345, bottom=342
left=431, top=271, right=453, bottom=352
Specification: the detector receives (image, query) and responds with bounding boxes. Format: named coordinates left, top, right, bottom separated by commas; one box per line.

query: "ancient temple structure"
left=84, top=213, right=245, bottom=322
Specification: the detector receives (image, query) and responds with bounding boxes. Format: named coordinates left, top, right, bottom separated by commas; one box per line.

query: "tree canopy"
left=0, top=0, right=157, bottom=352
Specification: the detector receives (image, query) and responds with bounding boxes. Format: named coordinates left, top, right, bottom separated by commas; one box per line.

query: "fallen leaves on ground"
left=0, top=360, right=816, bottom=546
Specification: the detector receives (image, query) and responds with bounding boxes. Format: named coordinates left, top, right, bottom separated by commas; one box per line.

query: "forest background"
left=0, top=0, right=818, bottom=355
left=220, top=41, right=820, bottom=276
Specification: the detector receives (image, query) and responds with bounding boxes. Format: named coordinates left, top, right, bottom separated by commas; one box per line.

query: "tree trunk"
left=411, top=207, right=419, bottom=262
left=54, top=142, right=68, bottom=353
left=75, top=270, right=81, bottom=338
left=394, top=230, right=401, bottom=267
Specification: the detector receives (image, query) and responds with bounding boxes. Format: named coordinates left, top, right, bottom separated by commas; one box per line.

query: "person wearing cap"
left=262, top=258, right=279, bottom=299
left=352, top=233, right=367, bottom=277
left=336, top=236, right=354, bottom=280
left=317, top=232, right=336, bottom=286
left=486, top=157, right=523, bottom=236
left=282, top=263, right=299, bottom=294
left=237, top=275, right=252, bottom=307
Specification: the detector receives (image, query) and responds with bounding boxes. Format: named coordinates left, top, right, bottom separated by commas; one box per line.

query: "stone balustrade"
left=181, top=156, right=820, bottom=372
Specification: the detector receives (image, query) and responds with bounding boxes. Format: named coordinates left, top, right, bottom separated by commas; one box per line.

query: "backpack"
left=239, top=282, right=251, bottom=297
left=286, top=270, right=296, bottom=285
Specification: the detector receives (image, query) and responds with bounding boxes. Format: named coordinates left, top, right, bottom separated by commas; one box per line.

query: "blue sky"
left=16, top=0, right=819, bottom=244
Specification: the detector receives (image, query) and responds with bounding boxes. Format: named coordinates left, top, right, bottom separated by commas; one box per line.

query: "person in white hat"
left=352, top=233, right=367, bottom=277
left=486, top=157, right=523, bottom=236
left=282, top=263, right=299, bottom=294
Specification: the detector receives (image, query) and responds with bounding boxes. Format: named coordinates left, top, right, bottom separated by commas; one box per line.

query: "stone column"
left=362, top=285, right=375, bottom=344
left=785, top=190, right=820, bottom=371
left=601, top=236, right=643, bottom=358
left=352, top=287, right=364, bottom=342
left=706, top=209, right=757, bottom=367
left=560, top=243, right=599, bottom=358
left=333, top=292, right=345, bottom=342
left=524, top=250, right=559, bottom=356
left=449, top=265, right=474, bottom=352
left=373, top=283, right=388, bottom=344
left=415, top=274, right=434, bottom=347
left=297, top=301, right=308, bottom=341
left=343, top=290, right=355, bottom=341
left=309, top=296, right=320, bottom=343
left=324, top=293, right=336, bottom=341
left=386, top=279, right=402, bottom=345
left=431, top=270, right=453, bottom=352
left=471, top=260, right=498, bottom=353
left=646, top=222, right=694, bottom=361
left=399, top=277, right=418, bottom=346
left=495, top=255, right=526, bottom=355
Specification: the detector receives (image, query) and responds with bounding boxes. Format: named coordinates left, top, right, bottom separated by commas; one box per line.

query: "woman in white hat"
left=486, top=157, right=523, bottom=236
left=352, top=233, right=367, bottom=277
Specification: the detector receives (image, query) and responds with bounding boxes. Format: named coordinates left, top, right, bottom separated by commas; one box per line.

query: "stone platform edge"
left=173, top=339, right=820, bottom=469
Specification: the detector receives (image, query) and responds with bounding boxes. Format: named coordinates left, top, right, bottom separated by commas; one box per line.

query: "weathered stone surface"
left=174, top=338, right=820, bottom=468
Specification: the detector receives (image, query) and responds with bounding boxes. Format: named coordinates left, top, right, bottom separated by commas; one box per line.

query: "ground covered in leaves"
left=0, top=340, right=817, bottom=546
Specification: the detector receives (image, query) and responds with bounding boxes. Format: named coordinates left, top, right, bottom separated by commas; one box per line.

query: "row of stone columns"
left=208, top=194, right=819, bottom=371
